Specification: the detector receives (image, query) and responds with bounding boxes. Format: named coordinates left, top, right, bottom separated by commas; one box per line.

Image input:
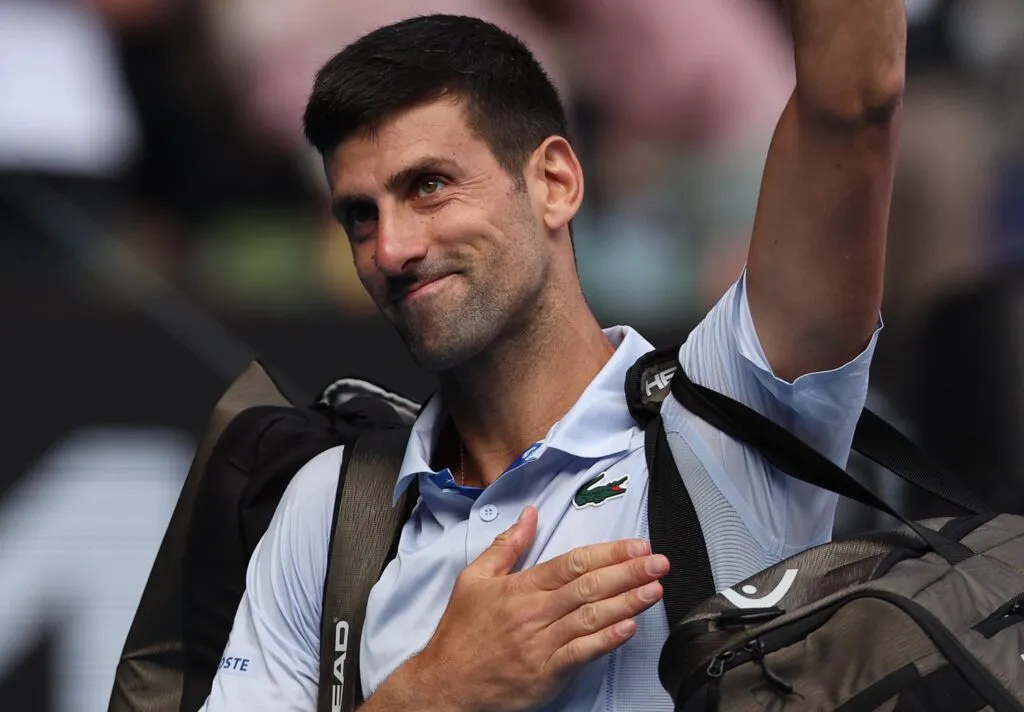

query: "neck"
left=438, top=283, right=615, bottom=488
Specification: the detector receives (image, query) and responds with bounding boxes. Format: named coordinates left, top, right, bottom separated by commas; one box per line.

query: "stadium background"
left=1, top=0, right=1022, bottom=709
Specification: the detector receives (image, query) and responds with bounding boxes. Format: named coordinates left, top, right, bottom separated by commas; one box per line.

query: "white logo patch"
left=331, top=620, right=350, bottom=712
left=644, top=367, right=677, bottom=397
left=721, top=569, right=799, bottom=609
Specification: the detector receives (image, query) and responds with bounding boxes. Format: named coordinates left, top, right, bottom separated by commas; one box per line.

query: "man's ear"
left=526, top=136, right=584, bottom=232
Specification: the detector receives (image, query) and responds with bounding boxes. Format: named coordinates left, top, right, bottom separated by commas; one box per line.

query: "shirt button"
left=479, top=504, right=499, bottom=522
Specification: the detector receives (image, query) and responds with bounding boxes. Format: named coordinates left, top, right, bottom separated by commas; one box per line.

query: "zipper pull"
left=744, top=638, right=793, bottom=695
left=706, top=650, right=735, bottom=678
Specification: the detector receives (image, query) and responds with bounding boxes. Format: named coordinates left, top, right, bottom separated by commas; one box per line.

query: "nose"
left=373, top=208, right=429, bottom=276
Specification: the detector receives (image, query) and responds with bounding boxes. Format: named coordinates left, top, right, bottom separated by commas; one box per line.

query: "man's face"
left=325, top=98, right=550, bottom=371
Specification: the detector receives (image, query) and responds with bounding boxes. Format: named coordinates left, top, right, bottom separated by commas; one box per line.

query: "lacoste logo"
left=573, top=473, right=629, bottom=509
left=721, top=569, right=800, bottom=609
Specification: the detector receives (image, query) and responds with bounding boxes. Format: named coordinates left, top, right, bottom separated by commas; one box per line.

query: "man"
left=202, top=5, right=904, bottom=711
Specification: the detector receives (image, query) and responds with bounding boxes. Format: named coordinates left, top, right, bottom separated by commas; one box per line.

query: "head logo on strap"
left=331, top=620, right=349, bottom=712
left=644, top=366, right=677, bottom=400
left=624, top=343, right=683, bottom=426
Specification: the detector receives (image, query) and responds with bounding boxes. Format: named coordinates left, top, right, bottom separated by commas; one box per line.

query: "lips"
left=393, top=274, right=453, bottom=303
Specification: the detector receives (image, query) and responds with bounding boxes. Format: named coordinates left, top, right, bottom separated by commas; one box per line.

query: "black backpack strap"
left=851, top=408, right=990, bottom=516
left=668, top=362, right=992, bottom=518
left=317, top=427, right=413, bottom=712
left=626, top=345, right=717, bottom=627
left=644, top=417, right=717, bottom=627
left=668, top=361, right=987, bottom=563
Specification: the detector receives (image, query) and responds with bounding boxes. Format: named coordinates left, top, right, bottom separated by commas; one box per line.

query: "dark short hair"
left=302, top=14, right=570, bottom=178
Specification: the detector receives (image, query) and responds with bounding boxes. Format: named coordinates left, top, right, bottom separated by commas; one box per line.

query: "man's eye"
left=347, top=202, right=378, bottom=225
left=415, top=176, right=446, bottom=198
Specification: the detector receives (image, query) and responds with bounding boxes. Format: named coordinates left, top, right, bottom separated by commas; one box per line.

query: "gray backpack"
left=661, top=513, right=1024, bottom=711
left=627, top=345, right=1021, bottom=712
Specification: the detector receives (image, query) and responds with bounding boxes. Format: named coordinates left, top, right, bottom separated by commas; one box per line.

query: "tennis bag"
left=107, top=361, right=421, bottom=712
left=661, top=513, right=1024, bottom=712
left=628, top=344, right=1024, bottom=712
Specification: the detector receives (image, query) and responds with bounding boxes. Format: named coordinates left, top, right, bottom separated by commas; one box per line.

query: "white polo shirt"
left=200, top=274, right=879, bottom=711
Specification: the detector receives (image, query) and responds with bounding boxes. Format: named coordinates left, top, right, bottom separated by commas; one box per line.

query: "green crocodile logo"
left=573, top=473, right=629, bottom=509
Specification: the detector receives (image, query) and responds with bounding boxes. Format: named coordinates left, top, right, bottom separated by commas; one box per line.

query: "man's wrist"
left=362, top=652, right=472, bottom=712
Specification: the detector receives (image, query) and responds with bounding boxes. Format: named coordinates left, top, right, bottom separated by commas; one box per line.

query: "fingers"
left=468, top=505, right=538, bottom=578
left=544, top=574, right=664, bottom=652
left=546, top=617, right=639, bottom=675
left=546, top=552, right=669, bottom=621
left=544, top=571, right=666, bottom=674
left=526, top=538, right=652, bottom=591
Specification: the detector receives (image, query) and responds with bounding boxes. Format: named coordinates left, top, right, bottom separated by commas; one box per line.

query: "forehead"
left=325, top=98, right=496, bottom=194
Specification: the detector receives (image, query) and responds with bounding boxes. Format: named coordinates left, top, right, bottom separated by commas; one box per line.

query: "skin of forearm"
left=356, top=654, right=470, bottom=712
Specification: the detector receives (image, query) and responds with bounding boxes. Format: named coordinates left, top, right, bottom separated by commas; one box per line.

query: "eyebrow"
left=330, top=155, right=460, bottom=221
left=384, top=155, right=460, bottom=193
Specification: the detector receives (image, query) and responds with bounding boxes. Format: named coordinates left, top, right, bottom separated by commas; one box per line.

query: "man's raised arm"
left=745, top=0, right=905, bottom=383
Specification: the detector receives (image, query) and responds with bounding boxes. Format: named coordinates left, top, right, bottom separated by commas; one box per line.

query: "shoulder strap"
left=626, top=345, right=717, bottom=627
left=644, top=417, right=717, bottom=627
left=850, top=408, right=990, bottom=515
left=668, top=362, right=992, bottom=518
left=317, top=428, right=414, bottom=712
left=668, top=358, right=986, bottom=562
left=629, top=342, right=992, bottom=519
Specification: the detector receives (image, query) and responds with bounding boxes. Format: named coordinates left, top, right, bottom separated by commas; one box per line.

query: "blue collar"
left=391, top=326, right=655, bottom=505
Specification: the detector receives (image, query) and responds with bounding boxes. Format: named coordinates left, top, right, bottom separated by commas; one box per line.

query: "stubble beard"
left=395, top=273, right=510, bottom=372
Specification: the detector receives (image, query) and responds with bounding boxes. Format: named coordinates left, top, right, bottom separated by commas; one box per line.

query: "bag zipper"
left=676, top=603, right=838, bottom=702
left=674, top=591, right=1024, bottom=712
left=972, top=594, right=1024, bottom=639
left=743, top=637, right=793, bottom=694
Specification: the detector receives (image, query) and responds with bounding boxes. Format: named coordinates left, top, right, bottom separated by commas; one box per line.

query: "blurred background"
left=1, top=0, right=1023, bottom=709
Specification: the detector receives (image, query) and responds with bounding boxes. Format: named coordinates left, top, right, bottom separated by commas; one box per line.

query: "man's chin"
left=404, top=342, right=466, bottom=373
left=391, top=305, right=493, bottom=372
left=400, top=329, right=486, bottom=373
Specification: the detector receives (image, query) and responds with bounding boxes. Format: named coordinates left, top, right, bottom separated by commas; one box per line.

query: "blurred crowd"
left=2, top=0, right=1020, bottom=307
left=2, top=0, right=1024, bottom=495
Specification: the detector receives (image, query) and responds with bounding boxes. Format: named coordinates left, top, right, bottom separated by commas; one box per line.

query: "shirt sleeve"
left=660, top=270, right=881, bottom=555
left=199, top=446, right=344, bottom=712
